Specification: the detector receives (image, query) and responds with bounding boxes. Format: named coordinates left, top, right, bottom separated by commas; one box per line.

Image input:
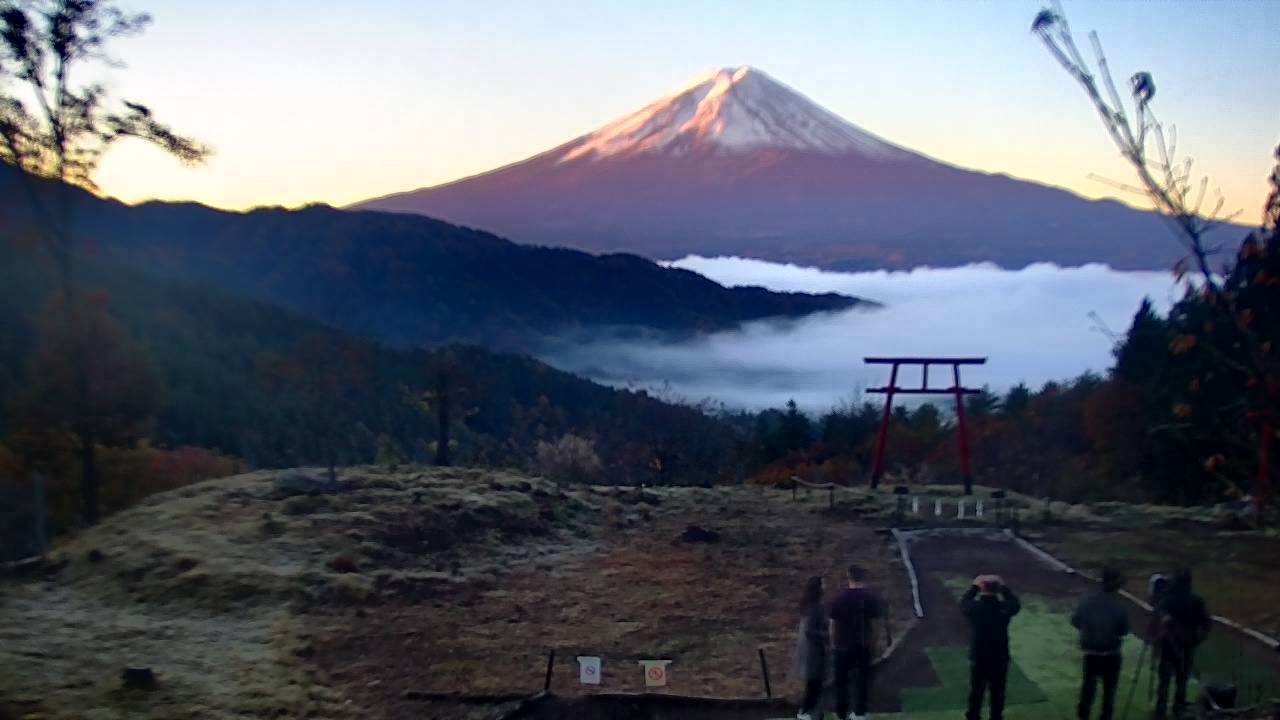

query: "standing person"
left=828, top=564, right=885, bottom=720
left=1154, top=569, right=1210, bottom=720
left=794, top=576, right=828, bottom=720
left=961, top=574, right=1021, bottom=720
left=1072, top=567, right=1130, bottom=720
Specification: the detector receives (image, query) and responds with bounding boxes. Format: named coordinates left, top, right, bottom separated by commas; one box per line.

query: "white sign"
left=958, top=500, right=966, bottom=519
left=639, top=659, right=671, bottom=687
left=976, top=500, right=984, bottom=518
left=911, top=497, right=920, bottom=514
left=577, top=656, right=601, bottom=685
left=934, top=499, right=942, bottom=517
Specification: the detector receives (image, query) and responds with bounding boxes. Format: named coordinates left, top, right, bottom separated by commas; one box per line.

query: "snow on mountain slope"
left=351, top=66, right=1217, bottom=271
left=560, top=66, right=916, bottom=162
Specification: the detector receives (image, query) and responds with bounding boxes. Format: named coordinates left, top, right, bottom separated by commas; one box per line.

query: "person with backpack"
left=794, top=575, right=829, bottom=720
left=1071, top=567, right=1130, bottom=720
left=961, top=574, right=1021, bottom=720
left=1154, top=568, right=1211, bottom=719
left=828, top=564, right=885, bottom=720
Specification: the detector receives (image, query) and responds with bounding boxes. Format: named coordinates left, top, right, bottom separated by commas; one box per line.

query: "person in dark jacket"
left=1072, top=567, right=1130, bottom=720
left=794, top=575, right=828, bottom=720
left=961, top=574, right=1021, bottom=720
left=1154, top=568, right=1210, bottom=719
left=828, top=564, right=885, bottom=720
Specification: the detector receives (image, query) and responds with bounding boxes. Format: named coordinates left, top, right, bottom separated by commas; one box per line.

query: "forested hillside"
left=0, top=164, right=863, bottom=350
left=0, top=242, right=736, bottom=533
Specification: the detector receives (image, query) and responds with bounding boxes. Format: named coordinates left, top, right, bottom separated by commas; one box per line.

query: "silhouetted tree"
left=418, top=349, right=474, bottom=466
left=966, top=387, right=1001, bottom=418
left=1004, top=384, right=1031, bottom=416
left=777, top=399, right=813, bottom=453
left=258, top=333, right=373, bottom=483
left=12, top=293, right=157, bottom=506
left=0, top=0, right=206, bottom=524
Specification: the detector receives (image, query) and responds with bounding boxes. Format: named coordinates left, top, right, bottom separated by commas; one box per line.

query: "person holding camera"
left=961, top=574, right=1021, bottom=720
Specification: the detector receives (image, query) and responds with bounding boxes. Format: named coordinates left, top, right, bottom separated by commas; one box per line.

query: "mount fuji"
left=354, top=66, right=1214, bottom=271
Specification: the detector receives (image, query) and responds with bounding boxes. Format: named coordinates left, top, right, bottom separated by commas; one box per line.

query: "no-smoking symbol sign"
left=577, top=656, right=601, bottom=685
left=638, top=659, right=671, bottom=687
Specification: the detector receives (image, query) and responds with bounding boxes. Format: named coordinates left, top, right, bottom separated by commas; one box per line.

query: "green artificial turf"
left=900, top=646, right=1047, bottom=713
left=790, top=575, right=1276, bottom=720
left=893, top=580, right=1174, bottom=720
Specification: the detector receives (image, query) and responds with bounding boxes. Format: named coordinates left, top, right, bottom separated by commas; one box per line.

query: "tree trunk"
left=79, top=419, right=98, bottom=526
left=435, top=394, right=451, bottom=466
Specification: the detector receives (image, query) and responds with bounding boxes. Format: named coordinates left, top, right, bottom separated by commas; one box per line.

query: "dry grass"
left=0, top=466, right=598, bottom=719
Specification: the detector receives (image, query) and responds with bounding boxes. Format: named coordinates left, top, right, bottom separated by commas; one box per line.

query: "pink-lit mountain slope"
left=355, top=66, right=1226, bottom=271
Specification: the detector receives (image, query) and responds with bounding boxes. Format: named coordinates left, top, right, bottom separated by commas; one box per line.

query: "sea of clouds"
left=541, top=256, right=1182, bottom=412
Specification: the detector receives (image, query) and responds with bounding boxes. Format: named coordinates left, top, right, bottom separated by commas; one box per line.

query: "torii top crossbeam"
left=864, top=357, right=987, bottom=494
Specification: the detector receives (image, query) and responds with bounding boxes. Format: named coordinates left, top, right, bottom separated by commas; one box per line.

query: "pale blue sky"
left=90, top=0, right=1278, bottom=219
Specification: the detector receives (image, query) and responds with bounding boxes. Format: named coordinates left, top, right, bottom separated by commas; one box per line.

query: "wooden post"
left=543, top=650, right=555, bottom=692
left=32, top=474, right=47, bottom=556
left=792, top=477, right=798, bottom=503
left=757, top=648, right=772, bottom=698
left=1258, top=421, right=1271, bottom=528
left=828, top=485, right=834, bottom=510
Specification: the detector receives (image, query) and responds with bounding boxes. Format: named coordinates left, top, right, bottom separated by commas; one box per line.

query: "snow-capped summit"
left=560, top=66, right=913, bottom=162
left=353, top=66, right=1190, bottom=272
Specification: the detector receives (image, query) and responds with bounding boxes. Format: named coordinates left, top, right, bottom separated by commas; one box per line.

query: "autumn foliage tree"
left=10, top=292, right=157, bottom=521
left=1, top=0, right=207, bottom=524
left=1034, top=4, right=1280, bottom=512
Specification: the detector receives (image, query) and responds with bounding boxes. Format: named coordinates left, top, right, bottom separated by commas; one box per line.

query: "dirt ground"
left=309, top=487, right=913, bottom=719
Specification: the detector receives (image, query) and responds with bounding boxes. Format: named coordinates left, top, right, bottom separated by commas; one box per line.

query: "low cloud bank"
left=541, top=257, right=1180, bottom=412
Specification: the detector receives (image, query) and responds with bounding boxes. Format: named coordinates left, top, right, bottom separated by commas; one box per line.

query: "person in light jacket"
left=794, top=575, right=828, bottom=720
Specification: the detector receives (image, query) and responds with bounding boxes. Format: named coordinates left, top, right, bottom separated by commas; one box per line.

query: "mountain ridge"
left=0, top=163, right=866, bottom=350
left=353, top=66, right=1244, bottom=271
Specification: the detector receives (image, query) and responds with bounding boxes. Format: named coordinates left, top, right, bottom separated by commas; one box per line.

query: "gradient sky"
left=88, top=0, right=1278, bottom=221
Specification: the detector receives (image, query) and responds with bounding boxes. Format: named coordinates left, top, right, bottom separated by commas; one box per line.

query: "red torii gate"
left=865, top=357, right=987, bottom=495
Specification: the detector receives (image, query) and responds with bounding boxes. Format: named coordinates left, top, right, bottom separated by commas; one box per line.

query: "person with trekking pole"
left=828, top=564, right=886, bottom=720
left=1072, top=567, right=1130, bottom=720
left=961, top=574, right=1021, bottom=720
left=794, top=576, right=829, bottom=720
left=1153, top=569, right=1210, bottom=719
